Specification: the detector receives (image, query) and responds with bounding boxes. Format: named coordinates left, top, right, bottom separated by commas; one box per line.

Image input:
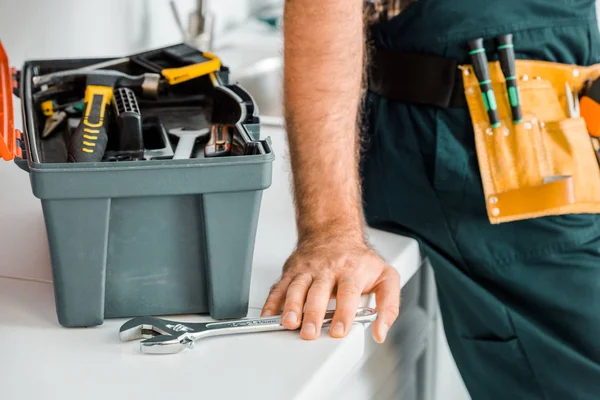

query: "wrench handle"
left=173, top=135, right=198, bottom=159
left=201, top=316, right=286, bottom=338
left=203, top=311, right=336, bottom=332
left=200, top=308, right=377, bottom=338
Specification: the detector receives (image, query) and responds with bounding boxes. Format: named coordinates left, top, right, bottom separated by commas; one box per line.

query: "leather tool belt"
left=368, top=49, right=600, bottom=224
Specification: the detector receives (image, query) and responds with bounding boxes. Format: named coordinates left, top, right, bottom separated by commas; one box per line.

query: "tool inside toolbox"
left=26, top=44, right=261, bottom=164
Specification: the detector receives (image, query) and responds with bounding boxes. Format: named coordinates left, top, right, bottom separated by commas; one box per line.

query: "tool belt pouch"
left=462, top=60, right=600, bottom=223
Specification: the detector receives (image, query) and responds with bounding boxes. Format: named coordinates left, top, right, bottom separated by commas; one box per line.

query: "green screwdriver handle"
left=496, top=34, right=523, bottom=124
left=468, top=38, right=501, bottom=128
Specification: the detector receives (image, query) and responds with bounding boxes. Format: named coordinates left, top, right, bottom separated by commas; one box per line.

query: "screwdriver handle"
left=68, top=85, right=112, bottom=163
left=468, top=38, right=501, bottom=128
left=496, top=34, right=523, bottom=124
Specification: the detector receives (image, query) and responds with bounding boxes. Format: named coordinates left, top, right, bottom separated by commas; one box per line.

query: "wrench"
left=169, top=127, right=210, bottom=159
left=119, top=307, right=378, bottom=355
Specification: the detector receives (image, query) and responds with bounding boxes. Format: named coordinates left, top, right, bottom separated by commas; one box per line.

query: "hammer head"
left=34, top=70, right=161, bottom=99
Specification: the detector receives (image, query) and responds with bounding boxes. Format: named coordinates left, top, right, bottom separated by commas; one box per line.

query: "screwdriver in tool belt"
left=496, top=34, right=523, bottom=124
left=468, top=38, right=501, bottom=128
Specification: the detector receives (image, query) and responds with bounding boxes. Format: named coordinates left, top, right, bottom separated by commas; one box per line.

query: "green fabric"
left=362, top=1, right=600, bottom=399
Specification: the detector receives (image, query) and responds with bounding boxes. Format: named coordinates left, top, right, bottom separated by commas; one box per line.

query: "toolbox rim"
left=26, top=144, right=275, bottom=172
left=1, top=41, right=275, bottom=171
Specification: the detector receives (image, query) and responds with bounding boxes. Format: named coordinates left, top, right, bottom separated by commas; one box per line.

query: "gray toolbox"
left=0, top=41, right=274, bottom=327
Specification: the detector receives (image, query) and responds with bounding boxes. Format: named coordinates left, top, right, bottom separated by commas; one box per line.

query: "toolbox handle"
left=260, top=137, right=273, bottom=154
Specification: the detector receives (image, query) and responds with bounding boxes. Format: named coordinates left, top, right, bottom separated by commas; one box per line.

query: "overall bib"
left=362, top=1, right=600, bottom=398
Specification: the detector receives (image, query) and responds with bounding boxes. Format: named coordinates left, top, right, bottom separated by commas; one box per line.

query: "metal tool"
left=169, top=127, right=210, bottom=159
left=33, top=70, right=161, bottom=98
left=496, top=34, right=523, bottom=124
left=34, top=45, right=221, bottom=89
left=40, top=98, right=85, bottom=139
left=119, top=307, right=378, bottom=355
left=42, top=111, right=67, bottom=138
left=32, top=57, right=131, bottom=87
left=468, top=38, right=501, bottom=128
left=33, top=82, right=78, bottom=106
left=566, top=82, right=580, bottom=118
left=204, top=124, right=233, bottom=157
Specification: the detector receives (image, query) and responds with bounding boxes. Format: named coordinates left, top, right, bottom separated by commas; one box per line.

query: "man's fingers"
left=261, top=277, right=292, bottom=317
left=300, top=275, right=335, bottom=340
left=330, top=275, right=363, bottom=338
left=281, top=273, right=313, bottom=329
left=373, top=268, right=401, bottom=343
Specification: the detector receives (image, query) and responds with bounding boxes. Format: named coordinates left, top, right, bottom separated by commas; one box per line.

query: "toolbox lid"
left=0, top=41, right=20, bottom=161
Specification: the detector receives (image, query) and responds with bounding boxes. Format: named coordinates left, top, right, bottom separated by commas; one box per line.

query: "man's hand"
left=262, top=236, right=401, bottom=343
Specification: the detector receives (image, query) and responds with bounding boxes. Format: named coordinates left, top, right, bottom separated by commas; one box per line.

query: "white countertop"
left=0, top=123, right=421, bottom=400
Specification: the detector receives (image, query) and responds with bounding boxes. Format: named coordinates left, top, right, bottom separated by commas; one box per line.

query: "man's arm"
left=284, top=1, right=365, bottom=237
left=261, top=0, right=401, bottom=343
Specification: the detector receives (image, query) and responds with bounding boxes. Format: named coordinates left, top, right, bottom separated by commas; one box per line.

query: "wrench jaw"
left=119, top=317, right=178, bottom=343
left=119, top=320, right=158, bottom=342
left=139, top=334, right=196, bottom=355
left=119, top=323, right=156, bottom=342
left=119, top=316, right=202, bottom=354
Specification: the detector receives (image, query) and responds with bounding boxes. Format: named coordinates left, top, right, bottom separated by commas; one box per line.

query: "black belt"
left=367, top=49, right=468, bottom=108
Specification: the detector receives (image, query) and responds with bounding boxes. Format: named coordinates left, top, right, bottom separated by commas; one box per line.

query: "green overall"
left=362, top=1, right=600, bottom=399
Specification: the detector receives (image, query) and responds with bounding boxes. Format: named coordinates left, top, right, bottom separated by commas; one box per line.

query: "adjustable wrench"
left=119, top=307, right=378, bottom=355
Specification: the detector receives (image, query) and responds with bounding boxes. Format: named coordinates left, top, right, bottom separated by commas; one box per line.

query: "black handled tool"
left=111, top=87, right=144, bottom=159
left=468, top=38, right=501, bottom=128
left=496, top=34, right=523, bottom=124
left=102, top=88, right=145, bottom=162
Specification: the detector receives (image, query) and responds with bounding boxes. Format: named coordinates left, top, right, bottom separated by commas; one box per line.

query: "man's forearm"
left=283, top=0, right=365, bottom=242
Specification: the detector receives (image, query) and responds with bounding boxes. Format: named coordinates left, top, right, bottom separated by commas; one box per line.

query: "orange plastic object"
left=580, top=96, right=600, bottom=137
left=0, top=41, right=17, bottom=161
